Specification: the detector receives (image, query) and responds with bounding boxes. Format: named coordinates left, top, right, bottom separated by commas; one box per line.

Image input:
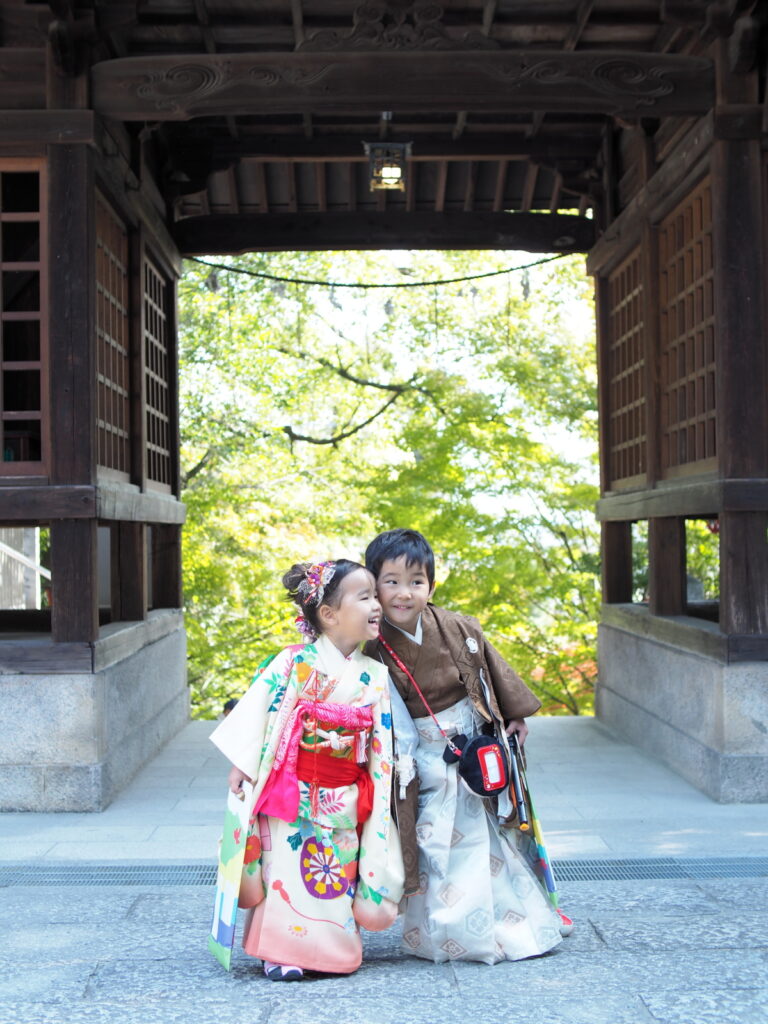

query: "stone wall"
left=0, top=615, right=188, bottom=811
left=597, top=614, right=768, bottom=803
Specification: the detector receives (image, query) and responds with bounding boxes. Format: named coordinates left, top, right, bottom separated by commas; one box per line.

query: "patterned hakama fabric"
left=401, top=697, right=563, bottom=964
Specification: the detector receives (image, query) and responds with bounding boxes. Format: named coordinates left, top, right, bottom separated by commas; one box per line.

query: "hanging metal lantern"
left=363, top=141, right=412, bottom=192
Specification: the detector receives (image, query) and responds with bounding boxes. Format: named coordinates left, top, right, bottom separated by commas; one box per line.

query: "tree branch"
left=283, top=391, right=402, bottom=446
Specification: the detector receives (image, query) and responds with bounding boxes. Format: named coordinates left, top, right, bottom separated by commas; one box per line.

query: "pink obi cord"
left=254, top=700, right=374, bottom=823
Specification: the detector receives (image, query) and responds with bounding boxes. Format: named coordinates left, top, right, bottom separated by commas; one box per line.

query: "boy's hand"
left=228, top=764, right=252, bottom=795
left=505, top=718, right=528, bottom=747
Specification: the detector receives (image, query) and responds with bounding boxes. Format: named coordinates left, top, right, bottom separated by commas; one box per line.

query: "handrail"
left=0, top=539, right=51, bottom=580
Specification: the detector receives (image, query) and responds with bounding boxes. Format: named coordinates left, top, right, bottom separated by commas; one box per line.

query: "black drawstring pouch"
left=442, top=731, right=510, bottom=796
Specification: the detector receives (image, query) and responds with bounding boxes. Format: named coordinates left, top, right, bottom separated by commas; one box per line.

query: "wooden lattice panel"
left=606, top=248, right=645, bottom=486
left=143, top=254, right=172, bottom=488
left=658, top=178, right=716, bottom=475
left=0, top=161, right=46, bottom=476
left=95, top=192, right=130, bottom=477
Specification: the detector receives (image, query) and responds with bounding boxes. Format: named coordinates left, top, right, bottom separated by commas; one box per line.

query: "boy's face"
left=375, top=556, right=435, bottom=635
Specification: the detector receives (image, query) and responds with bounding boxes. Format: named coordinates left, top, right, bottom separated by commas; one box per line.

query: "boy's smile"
left=375, top=556, right=435, bottom=635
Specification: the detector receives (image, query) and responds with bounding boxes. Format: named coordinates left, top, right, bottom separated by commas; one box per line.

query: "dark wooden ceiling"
left=1, top=1, right=730, bottom=252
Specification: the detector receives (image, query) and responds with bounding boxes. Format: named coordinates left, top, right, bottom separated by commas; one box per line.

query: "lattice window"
left=606, top=248, right=645, bottom=486
left=0, top=160, right=46, bottom=474
left=95, top=193, right=130, bottom=477
left=659, top=178, right=716, bottom=475
left=143, top=254, right=172, bottom=489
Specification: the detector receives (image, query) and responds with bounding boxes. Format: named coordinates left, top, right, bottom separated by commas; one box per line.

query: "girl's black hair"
left=282, top=559, right=364, bottom=636
left=364, top=529, right=435, bottom=586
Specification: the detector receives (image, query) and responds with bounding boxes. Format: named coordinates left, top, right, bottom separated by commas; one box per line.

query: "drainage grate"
left=551, top=858, right=768, bottom=881
left=0, top=858, right=767, bottom=888
left=0, top=864, right=218, bottom=887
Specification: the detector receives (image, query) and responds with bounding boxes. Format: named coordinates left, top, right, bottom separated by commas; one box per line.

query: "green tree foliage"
left=178, top=251, right=598, bottom=718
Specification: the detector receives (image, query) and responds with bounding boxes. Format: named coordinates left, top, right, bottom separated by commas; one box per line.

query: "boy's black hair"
left=365, top=529, right=435, bottom=586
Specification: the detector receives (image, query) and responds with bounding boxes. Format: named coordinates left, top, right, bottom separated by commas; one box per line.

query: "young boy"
left=363, top=528, right=572, bottom=964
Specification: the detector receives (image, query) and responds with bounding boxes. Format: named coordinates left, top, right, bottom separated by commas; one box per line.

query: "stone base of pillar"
left=597, top=612, right=768, bottom=803
left=0, top=613, right=188, bottom=811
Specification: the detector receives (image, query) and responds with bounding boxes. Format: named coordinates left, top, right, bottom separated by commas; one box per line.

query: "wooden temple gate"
left=0, top=1, right=766, bottom=809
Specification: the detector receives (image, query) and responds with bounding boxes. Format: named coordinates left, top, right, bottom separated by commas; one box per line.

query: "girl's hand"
left=504, top=718, right=528, bottom=746
left=228, top=764, right=252, bottom=795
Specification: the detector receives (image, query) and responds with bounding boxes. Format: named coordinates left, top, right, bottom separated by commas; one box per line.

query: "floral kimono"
left=209, top=634, right=403, bottom=974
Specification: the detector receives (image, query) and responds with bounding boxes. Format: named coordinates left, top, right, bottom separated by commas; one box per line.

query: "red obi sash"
left=254, top=699, right=374, bottom=823
left=296, top=748, right=374, bottom=825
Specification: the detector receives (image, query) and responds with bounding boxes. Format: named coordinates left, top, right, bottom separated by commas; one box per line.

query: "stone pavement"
left=1, top=717, right=767, bottom=1024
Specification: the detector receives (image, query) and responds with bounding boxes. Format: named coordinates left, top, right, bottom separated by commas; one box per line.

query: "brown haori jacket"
left=363, top=603, right=541, bottom=895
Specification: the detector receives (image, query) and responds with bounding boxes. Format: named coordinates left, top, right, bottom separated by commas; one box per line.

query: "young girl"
left=210, top=559, right=403, bottom=980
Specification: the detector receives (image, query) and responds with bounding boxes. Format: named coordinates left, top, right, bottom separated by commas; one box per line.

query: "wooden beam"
left=549, top=171, right=563, bottom=213
left=346, top=161, right=356, bottom=211
left=405, top=159, right=416, bottom=212
left=315, top=161, right=327, bottom=212
left=255, top=160, right=269, bottom=213
left=212, top=135, right=600, bottom=163
left=173, top=210, right=595, bottom=254
left=0, top=485, right=96, bottom=521
left=0, top=110, right=95, bottom=145
left=0, top=482, right=185, bottom=524
left=521, top=163, right=538, bottom=212
left=463, top=161, right=477, bottom=212
left=91, top=51, right=715, bottom=120
left=597, top=480, right=768, bottom=522
left=564, top=0, right=594, bottom=50
left=434, top=161, right=448, bottom=213
left=493, top=160, right=508, bottom=212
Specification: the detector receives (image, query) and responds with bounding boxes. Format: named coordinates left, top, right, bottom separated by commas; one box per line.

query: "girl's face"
left=319, top=567, right=382, bottom=656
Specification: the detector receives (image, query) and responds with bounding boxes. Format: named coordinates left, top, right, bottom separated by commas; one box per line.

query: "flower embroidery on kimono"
left=301, top=838, right=349, bottom=899
left=243, top=834, right=261, bottom=865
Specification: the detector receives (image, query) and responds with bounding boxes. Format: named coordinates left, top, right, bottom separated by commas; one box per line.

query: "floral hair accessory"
left=297, top=561, right=336, bottom=608
left=294, top=613, right=317, bottom=642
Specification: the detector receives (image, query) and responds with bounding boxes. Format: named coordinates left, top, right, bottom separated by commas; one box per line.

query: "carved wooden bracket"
left=298, top=1, right=499, bottom=51
left=91, top=51, right=715, bottom=121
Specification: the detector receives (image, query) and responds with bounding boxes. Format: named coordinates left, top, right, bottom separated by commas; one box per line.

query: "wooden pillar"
left=48, top=144, right=96, bottom=486
left=50, top=519, right=98, bottom=642
left=151, top=524, right=183, bottom=609
left=110, top=523, right=148, bottom=622
left=711, top=45, right=768, bottom=634
left=601, top=521, right=633, bottom=604
left=648, top=517, right=686, bottom=616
